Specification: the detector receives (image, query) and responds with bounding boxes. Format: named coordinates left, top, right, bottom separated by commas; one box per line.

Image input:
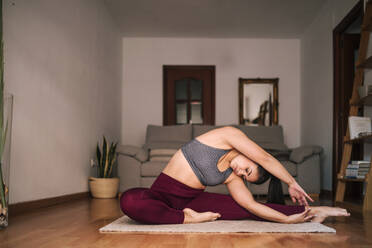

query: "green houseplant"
left=0, top=0, right=13, bottom=229
left=89, top=136, right=119, bottom=199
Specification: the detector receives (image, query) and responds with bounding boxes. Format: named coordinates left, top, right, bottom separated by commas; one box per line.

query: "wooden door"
left=163, top=66, right=215, bottom=125
left=333, top=0, right=363, bottom=197
left=334, top=33, right=363, bottom=197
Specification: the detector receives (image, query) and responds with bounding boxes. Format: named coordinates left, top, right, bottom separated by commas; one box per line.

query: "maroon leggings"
left=120, top=173, right=305, bottom=224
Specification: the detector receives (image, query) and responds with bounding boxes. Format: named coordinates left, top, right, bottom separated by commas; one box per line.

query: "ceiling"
left=104, top=0, right=326, bottom=38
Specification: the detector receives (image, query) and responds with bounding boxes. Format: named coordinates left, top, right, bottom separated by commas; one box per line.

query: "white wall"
left=122, top=38, right=301, bottom=149
left=4, top=0, right=122, bottom=204
left=300, top=0, right=362, bottom=191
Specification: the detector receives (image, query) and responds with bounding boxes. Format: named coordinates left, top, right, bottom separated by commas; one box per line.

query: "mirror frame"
left=238, top=78, right=279, bottom=125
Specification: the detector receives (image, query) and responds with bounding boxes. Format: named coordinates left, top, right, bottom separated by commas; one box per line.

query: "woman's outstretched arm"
left=226, top=175, right=314, bottom=223
left=222, top=126, right=313, bottom=205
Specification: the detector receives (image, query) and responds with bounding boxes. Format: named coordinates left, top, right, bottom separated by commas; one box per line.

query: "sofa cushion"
left=116, top=145, right=149, bottom=162
left=141, top=161, right=168, bottom=177
left=144, top=124, right=192, bottom=150
left=289, top=145, right=323, bottom=163
left=149, top=148, right=177, bottom=162
left=256, top=142, right=290, bottom=152
left=192, top=124, right=229, bottom=138
left=233, top=125, right=289, bottom=155
left=149, top=156, right=172, bottom=162
left=267, top=150, right=290, bottom=161
left=247, top=179, right=290, bottom=195
left=233, top=125, right=285, bottom=144
left=117, top=145, right=139, bottom=156
left=150, top=149, right=178, bottom=156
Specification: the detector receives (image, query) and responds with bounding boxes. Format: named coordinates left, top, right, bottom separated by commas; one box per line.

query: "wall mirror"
left=239, top=78, right=279, bottom=126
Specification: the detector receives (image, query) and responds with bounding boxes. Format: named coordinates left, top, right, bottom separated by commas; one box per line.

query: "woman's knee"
left=120, top=187, right=148, bottom=215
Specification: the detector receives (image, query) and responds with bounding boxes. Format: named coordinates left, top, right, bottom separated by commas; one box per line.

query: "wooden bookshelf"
left=357, top=56, right=372, bottom=69
left=350, top=95, right=372, bottom=106
left=344, top=134, right=372, bottom=144
left=363, top=23, right=372, bottom=31
left=335, top=1, right=372, bottom=213
left=339, top=178, right=367, bottom=182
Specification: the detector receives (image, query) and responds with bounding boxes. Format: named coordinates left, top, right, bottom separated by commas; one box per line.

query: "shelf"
left=362, top=22, right=372, bottom=31
left=344, top=134, right=372, bottom=144
left=350, top=95, right=372, bottom=106
left=339, top=177, right=366, bottom=182
left=357, top=56, right=372, bottom=69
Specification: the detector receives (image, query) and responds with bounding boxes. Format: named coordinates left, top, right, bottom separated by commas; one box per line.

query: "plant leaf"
left=103, top=136, right=110, bottom=178
left=101, top=136, right=107, bottom=177
left=96, top=142, right=101, bottom=177
left=107, top=142, right=118, bottom=178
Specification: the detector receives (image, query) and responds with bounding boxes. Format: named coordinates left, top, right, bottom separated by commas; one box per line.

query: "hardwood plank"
left=350, top=94, right=372, bottom=106
left=1, top=197, right=372, bottom=247
left=344, top=134, right=372, bottom=144
left=357, top=55, right=372, bottom=68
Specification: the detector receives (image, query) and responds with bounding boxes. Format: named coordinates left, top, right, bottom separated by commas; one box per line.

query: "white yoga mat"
left=99, top=215, right=336, bottom=233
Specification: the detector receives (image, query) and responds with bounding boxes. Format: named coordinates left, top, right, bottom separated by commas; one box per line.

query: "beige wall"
left=4, top=0, right=122, bottom=204
left=122, top=38, right=301, bottom=149
left=300, top=0, right=365, bottom=191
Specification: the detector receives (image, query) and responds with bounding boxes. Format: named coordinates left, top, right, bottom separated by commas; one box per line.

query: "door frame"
left=163, top=65, right=216, bottom=125
left=332, top=0, right=363, bottom=195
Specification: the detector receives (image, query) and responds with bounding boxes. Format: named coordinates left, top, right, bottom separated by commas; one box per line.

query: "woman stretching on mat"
left=120, top=126, right=350, bottom=224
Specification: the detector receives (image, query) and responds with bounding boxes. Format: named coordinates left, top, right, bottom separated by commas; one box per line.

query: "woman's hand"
left=284, top=208, right=315, bottom=224
left=288, top=181, right=314, bottom=206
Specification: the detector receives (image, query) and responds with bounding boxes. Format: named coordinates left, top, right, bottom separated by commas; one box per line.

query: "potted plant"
left=89, top=136, right=119, bottom=199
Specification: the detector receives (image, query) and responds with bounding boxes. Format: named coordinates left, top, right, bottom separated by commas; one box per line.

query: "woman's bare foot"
left=306, top=206, right=350, bottom=223
left=182, top=208, right=221, bottom=224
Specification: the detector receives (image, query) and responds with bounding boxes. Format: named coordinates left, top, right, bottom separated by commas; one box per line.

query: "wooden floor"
left=1, top=196, right=372, bottom=248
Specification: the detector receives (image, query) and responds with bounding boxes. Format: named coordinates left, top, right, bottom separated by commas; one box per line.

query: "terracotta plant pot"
left=89, top=177, right=119, bottom=199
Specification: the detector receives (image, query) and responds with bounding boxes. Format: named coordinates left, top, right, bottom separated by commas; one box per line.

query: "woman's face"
left=230, top=154, right=260, bottom=182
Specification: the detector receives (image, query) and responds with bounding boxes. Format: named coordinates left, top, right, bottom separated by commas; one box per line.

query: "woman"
left=120, top=126, right=350, bottom=224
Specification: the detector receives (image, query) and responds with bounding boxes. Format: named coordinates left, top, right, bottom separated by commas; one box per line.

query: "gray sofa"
left=117, top=124, right=322, bottom=196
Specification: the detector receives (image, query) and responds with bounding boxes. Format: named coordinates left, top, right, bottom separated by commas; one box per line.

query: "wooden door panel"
left=163, top=66, right=215, bottom=125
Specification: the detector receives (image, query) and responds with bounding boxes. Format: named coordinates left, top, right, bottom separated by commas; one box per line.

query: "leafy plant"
left=96, top=136, right=118, bottom=178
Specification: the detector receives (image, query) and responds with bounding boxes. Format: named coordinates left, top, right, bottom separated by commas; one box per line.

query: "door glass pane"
left=190, top=79, right=202, bottom=100
left=190, top=102, right=203, bottom=124
left=176, top=102, right=187, bottom=124
left=175, top=79, right=188, bottom=100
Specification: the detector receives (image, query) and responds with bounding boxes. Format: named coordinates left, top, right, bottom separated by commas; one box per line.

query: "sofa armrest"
left=289, top=145, right=323, bottom=164
left=117, top=155, right=141, bottom=192
left=117, top=145, right=149, bottom=163
left=295, top=154, right=321, bottom=194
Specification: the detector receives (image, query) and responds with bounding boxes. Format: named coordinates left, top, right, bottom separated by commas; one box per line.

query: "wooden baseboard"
left=9, top=191, right=90, bottom=217
left=309, top=193, right=320, bottom=199
left=320, top=190, right=333, bottom=198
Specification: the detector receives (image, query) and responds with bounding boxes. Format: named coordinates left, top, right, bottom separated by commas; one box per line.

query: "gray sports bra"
left=181, top=138, right=233, bottom=186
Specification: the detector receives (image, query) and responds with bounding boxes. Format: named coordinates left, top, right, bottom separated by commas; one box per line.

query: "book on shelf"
left=344, top=175, right=367, bottom=179
left=346, top=168, right=358, bottom=177
left=350, top=160, right=371, bottom=165
left=348, top=116, right=371, bottom=140
left=358, top=169, right=369, bottom=174
left=345, top=162, right=371, bottom=178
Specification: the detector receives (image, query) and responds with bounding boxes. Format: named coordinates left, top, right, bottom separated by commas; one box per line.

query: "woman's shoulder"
left=198, top=126, right=241, bottom=144
left=194, top=127, right=234, bottom=150
left=198, top=125, right=239, bottom=138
